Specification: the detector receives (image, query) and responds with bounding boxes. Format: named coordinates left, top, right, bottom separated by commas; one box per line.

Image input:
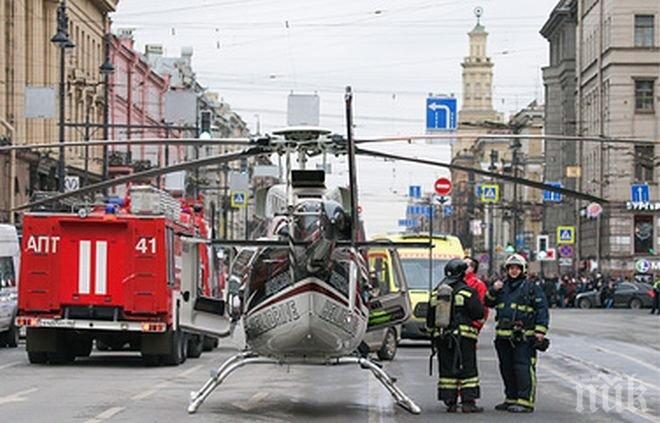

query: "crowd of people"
left=483, top=272, right=630, bottom=309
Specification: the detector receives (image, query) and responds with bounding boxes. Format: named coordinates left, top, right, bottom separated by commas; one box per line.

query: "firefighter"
left=485, top=254, right=549, bottom=413
left=427, top=259, right=484, bottom=413
left=464, top=256, right=489, bottom=331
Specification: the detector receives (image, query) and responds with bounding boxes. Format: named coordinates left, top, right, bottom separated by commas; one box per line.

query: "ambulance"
left=368, top=233, right=465, bottom=340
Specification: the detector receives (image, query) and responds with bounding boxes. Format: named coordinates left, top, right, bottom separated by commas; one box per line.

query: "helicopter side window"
left=324, top=201, right=350, bottom=240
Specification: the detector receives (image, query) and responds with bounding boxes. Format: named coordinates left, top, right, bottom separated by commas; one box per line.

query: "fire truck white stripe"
left=95, top=241, right=108, bottom=295
left=78, top=241, right=91, bottom=294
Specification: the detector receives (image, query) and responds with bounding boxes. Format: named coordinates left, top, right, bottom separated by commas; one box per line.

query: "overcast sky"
left=111, top=0, right=559, bottom=234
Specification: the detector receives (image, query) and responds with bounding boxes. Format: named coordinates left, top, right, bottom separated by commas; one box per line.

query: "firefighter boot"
left=461, top=401, right=484, bottom=413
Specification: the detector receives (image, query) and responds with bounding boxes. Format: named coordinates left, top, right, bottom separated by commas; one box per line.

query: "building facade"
left=541, top=0, right=579, bottom=276
left=0, top=0, right=117, bottom=223
left=108, top=33, right=171, bottom=184
left=542, top=0, right=660, bottom=275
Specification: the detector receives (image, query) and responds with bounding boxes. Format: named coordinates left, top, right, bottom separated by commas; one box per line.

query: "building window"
left=635, top=80, right=655, bottom=112
left=634, top=15, right=654, bottom=47
left=634, top=215, right=654, bottom=254
left=634, top=145, right=654, bottom=182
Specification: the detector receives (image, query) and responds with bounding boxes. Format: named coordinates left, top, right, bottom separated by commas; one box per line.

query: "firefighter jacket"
left=485, top=276, right=549, bottom=339
left=427, top=280, right=484, bottom=340
left=464, top=272, right=489, bottom=331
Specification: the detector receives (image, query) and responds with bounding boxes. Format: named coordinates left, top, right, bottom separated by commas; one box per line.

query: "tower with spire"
left=459, top=7, right=501, bottom=123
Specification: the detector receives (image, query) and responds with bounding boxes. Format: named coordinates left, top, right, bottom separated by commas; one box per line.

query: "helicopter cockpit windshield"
left=292, top=200, right=324, bottom=242
left=291, top=199, right=349, bottom=242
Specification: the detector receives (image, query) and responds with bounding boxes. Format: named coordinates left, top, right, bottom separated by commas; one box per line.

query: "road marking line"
left=0, top=388, right=38, bottom=405
left=556, top=351, right=660, bottom=393
left=132, top=364, right=203, bottom=401
left=0, top=361, right=21, bottom=371
left=594, top=346, right=660, bottom=374
left=543, top=363, right=658, bottom=423
left=85, top=406, right=125, bottom=423
left=177, top=364, right=203, bottom=378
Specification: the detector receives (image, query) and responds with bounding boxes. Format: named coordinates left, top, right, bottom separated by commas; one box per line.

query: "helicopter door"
left=366, top=248, right=412, bottom=332
left=179, top=239, right=231, bottom=337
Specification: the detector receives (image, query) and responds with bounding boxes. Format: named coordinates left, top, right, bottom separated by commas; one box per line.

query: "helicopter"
left=3, top=86, right=627, bottom=416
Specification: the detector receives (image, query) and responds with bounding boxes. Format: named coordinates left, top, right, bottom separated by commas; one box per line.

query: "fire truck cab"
left=16, top=186, right=224, bottom=365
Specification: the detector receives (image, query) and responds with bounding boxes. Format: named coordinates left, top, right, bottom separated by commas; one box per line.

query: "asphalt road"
left=0, top=309, right=658, bottom=422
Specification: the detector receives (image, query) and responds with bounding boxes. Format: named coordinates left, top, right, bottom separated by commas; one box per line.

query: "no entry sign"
left=434, top=177, right=452, bottom=196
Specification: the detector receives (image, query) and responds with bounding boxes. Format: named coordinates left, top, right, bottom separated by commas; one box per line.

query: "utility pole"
left=511, top=139, right=522, bottom=250
left=222, top=163, right=229, bottom=239
left=0, top=118, right=15, bottom=224
left=52, top=0, right=75, bottom=192
left=488, top=149, right=498, bottom=279
left=83, top=106, right=91, bottom=187
left=100, top=32, right=114, bottom=183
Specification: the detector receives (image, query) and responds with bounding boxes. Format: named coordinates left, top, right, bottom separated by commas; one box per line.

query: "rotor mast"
left=345, top=86, right=359, bottom=245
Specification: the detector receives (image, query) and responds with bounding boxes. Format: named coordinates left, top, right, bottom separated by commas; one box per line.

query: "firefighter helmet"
left=504, top=253, right=527, bottom=274
left=442, top=258, right=468, bottom=284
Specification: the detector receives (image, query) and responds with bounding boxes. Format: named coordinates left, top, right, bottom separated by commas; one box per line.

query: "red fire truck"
left=16, top=186, right=225, bottom=365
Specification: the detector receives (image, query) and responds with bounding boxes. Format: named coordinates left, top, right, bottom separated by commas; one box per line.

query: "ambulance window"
left=166, top=229, right=174, bottom=286
left=373, top=257, right=390, bottom=295
left=0, top=257, right=15, bottom=289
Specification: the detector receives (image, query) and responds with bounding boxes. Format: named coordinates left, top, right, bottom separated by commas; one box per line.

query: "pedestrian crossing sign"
left=480, top=184, right=500, bottom=203
left=231, top=191, right=247, bottom=208
left=557, top=226, right=575, bottom=244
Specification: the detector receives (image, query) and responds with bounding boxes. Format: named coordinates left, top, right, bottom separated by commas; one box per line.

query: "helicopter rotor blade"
left=355, top=147, right=607, bottom=204
left=13, top=147, right=269, bottom=212
left=0, top=137, right=252, bottom=153
left=354, top=133, right=657, bottom=146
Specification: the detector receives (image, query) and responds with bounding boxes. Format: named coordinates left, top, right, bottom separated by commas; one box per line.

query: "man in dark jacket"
left=427, top=259, right=484, bottom=413
left=485, top=254, right=549, bottom=413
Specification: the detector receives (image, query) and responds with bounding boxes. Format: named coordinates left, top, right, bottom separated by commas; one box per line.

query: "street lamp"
left=51, top=0, right=75, bottom=193
left=100, top=32, right=114, bottom=184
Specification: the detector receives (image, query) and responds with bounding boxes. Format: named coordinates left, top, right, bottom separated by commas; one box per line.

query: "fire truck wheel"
left=162, top=329, right=187, bottom=366
left=27, top=351, right=48, bottom=364
left=202, top=336, right=218, bottom=352
left=96, top=339, right=110, bottom=351
left=187, top=335, right=203, bottom=359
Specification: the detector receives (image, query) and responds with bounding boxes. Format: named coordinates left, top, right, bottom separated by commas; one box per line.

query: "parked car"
left=576, top=282, right=654, bottom=309
left=0, top=225, right=19, bottom=348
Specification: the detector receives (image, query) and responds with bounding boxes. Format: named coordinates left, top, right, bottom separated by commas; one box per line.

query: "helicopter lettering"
left=245, top=300, right=300, bottom=338
left=318, top=300, right=359, bottom=337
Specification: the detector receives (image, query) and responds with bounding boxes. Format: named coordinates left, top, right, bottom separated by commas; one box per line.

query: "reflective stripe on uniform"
left=456, top=324, right=479, bottom=340
left=459, top=376, right=480, bottom=389
left=535, top=325, right=548, bottom=334
left=438, top=378, right=459, bottom=388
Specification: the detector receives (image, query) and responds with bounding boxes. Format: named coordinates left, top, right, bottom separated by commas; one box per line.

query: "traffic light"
left=200, top=110, right=212, bottom=134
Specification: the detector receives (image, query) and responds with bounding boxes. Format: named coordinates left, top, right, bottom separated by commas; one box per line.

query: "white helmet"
left=504, top=253, right=527, bottom=274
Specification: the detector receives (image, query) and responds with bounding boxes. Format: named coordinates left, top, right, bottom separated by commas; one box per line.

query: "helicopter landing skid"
left=187, top=351, right=422, bottom=415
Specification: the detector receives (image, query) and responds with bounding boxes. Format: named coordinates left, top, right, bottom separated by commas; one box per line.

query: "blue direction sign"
left=543, top=182, right=563, bottom=202
left=443, top=205, right=454, bottom=216
left=398, top=219, right=420, bottom=228
left=631, top=183, right=650, bottom=203
left=426, top=97, right=457, bottom=131
left=408, top=185, right=422, bottom=199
